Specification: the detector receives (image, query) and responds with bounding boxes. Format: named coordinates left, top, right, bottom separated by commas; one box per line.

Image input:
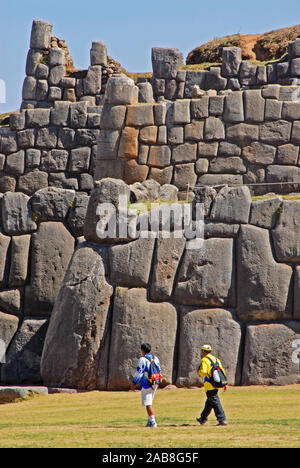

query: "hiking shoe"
left=196, top=417, right=207, bottom=425
left=217, top=420, right=228, bottom=426
left=148, top=421, right=157, bottom=428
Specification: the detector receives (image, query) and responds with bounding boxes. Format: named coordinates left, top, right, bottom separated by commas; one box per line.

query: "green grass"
left=252, top=194, right=300, bottom=201
left=0, top=386, right=299, bottom=448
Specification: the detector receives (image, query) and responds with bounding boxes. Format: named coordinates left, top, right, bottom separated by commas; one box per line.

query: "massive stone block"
left=30, top=19, right=52, bottom=49
left=210, top=186, right=252, bottom=224
left=2, top=318, right=48, bottom=385
left=1, top=192, right=37, bottom=235
left=109, top=238, right=155, bottom=287
left=0, top=312, right=19, bottom=364
left=271, top=201, right=300, bottom=262
left=176, top=307, right=242, bottom=387
left=152, top=48, right=184, bottom=79
left=9, top=235, right=31, bottom=286
left=237, top=225, right=293, bottom=321
left=25, top=222, right=75, bottom=315
left=107, top=287, right=177, bottom=389
left=221, top=47, right=242, bottom=77
left=242, top=322, right=300, bottom=385
left=242, top=141, right=276, bottom=165
left=259, top=120, right=292, bottom=145
left=84, top=178, right=130, bottom=243
left=30, top=187, right=75, bottom=221
left=41, top=243, right=113, bottom=389
left=173, top=238, right=235, bottom=307
left=150, top=236, right=185, bottom=301
left=249, top=197, right=282, bottom=229
left=104, top=74, right=138, bottom=105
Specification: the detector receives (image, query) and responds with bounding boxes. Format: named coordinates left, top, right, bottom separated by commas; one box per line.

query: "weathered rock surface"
left=109, top=238, right=155, bottom=287
left=30, top=187, right=75, bottom=221
left=242, top=322, right=300, bottom=385
left=1, top=192, right=37, bottom=235
left=1, top=318, right=48, bottom=384
left=271, top=201, right=300, bottom=262
left=210, top=186, right=252, bottom=224
left=0, top=312, right=19, bottom=363
left=237, top=225, right=293, bottom=321
left=173, top=238, right=235, bottom=307
left=41, top=242, right=113, bottom=389
left=107, top=288, right=177, bottom=390
left=84, top=178, right=130, bottom=243
left=25, top=222, right=75, bottom=315
left=150, top=236, right=185, bottom=301
left=176, top=307, right=242, bottom=387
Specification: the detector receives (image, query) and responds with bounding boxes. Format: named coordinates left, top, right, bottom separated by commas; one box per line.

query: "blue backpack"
left=145, top=356, right=162, bottom=387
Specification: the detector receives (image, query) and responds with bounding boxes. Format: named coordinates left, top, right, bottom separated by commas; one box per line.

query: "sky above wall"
left=1, top=0, right=300, bottom=112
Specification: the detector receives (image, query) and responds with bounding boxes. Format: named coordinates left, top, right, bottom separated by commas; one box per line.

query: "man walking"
left=131, top=342, right=161, bottom=428
left=197, top=344, right=228, bottom=426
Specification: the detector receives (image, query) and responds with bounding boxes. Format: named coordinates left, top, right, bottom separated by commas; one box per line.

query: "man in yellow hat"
left=196, top=344, right=228, bottom=426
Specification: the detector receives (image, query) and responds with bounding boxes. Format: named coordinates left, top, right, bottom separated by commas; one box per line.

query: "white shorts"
left=141, top=385, right=157, bottom=407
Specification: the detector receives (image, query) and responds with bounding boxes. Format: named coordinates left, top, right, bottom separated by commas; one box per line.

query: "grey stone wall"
left=39, top=178, right=300, bottom=390
left=96, top=76, right=300, bottom=196
left=1, top=19, right=300, bottom=389
left=151, top=42, right=300, bottom=100
left=0, top=187, right=89, bottom=384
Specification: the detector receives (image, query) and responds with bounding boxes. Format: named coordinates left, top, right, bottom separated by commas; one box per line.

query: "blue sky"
left=1, top=0, right=300, bottom=112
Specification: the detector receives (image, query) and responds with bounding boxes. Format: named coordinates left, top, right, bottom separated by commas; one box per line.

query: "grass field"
left=0, top=385, right=299, bottom=448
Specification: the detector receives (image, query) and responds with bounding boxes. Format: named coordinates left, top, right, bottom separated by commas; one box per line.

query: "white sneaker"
left=147, top=421, right=157, bottom=428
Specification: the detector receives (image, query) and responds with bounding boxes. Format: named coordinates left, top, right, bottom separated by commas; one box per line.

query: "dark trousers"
left=200, top=389, right=226, bottom=423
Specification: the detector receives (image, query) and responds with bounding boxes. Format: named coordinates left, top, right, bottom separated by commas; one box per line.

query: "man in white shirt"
left=131, top=342, right=161, bottom=428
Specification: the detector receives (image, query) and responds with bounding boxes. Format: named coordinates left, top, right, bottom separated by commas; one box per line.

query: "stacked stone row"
left=0, top=100, right=102, bottom=195
left=40, top=178, right=300, bottom=391
left=97, top=75, right=300, bottom=196
left=21, top=20, right=107, bottom=110
left=0, top=186, right=90, bottom=384
left=151, top=40, right=300, bottom=101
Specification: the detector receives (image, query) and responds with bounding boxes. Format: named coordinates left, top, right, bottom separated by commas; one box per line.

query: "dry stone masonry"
left=0, top=19, right=300, bottom=390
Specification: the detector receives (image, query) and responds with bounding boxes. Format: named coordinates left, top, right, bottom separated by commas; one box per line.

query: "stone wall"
left=1, top=19, right=300, bottom=389
left=40, top=178, right=300, bottom=390
left=0, top=186, right=89, bottom=384
left=21, top=19, right=109, bottom=110
left=96, top=75, right=300, bottom=197
left=151, top=41, right=300, bottom=100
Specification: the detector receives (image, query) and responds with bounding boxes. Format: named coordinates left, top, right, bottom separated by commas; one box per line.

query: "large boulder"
left=25, top=222, right=75, bottom=315
left=210, top=186, right=251, bottom=224
left=150, top=236, right=185, bottom=301
left=30, top=187, right=75, bottom=221
left=41, top=242, right=113, bottom=390
left=271, top=201, right=300, bottom=262
left=1, top=318, right=48, bottom=384
left=109, top=238, right=155, bottom=287
left=1, top=192, right=37, bottom=235
left=0, top=312, right=19, bottom=365
left=242, top=322, right=300, bottom=385
left=237, top=225, right=293, bottom=321
left=84, top=178, right=130, bottom=243
left=107, top=288, right=177, bottom=390
left=173, top=238, right=235, bottom=307
left=176, top=307, right=242, bottom=387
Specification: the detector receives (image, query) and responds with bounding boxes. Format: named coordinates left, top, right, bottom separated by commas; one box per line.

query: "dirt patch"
left=186, top=25, right=300, bottom=65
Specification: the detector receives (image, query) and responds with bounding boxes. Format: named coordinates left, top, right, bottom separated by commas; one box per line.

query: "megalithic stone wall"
left=95, top=74, right=300, bottom=197
left=1, top=19, right=300, bottom=389
left=40, top=178, right=300, bottom=390
left=150, top=41, right=300, bottom=101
